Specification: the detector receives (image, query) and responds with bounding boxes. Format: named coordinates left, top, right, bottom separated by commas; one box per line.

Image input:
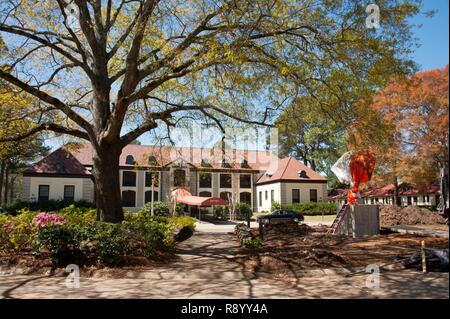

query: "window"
left=125, top=155, right=135, bottom=165
left=220, top=174, right=232, bottom=188
left=239, top=174, right=251, bottom=188
left=122, top=171, right=136, bottom=187
left=424, top=195, right=430, bottom=203
left=265, top=190, right=268, bottom=200
left=64, top=185, right=75, bottom=201
left=199, top=172, right=212, bottom=188
left=240, top=192, right=251, bottom=205
left=148, top=156, right=158, bottom=165
left=201, top=159, right=211, bottom=167
left=220, top=191, right=231, bottom=201
left=299, top=170, right=308, bottom=178
left=259, top=191, right=262, bottom=206
left=310, top=189, right=318, bottom=202
left=122, top=190, right=136, bottom=207
left=222, top=160, right=231, bottom=168
left=199, top=191, right=212, bottom=197
left=240, top=159, right=250, bottom=168
left=292, top=189, right=300, bottom=203
left=38, top=185, right=49, bottom=202
left=173, top=169, right=186, bottom=187
left=145, top=172, right=159, bottom=187
left=54, top=163, right=65, bottom=172
left=270, top=190, right=274, bottom=202
left=144, top=190, right=159, bottom=203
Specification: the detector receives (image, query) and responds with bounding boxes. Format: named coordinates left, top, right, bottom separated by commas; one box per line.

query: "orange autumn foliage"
left=355, top=65, right=449, bottom=190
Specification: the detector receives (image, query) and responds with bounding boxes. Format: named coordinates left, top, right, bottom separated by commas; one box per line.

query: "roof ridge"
left=279, top=157, right=292, bottom=179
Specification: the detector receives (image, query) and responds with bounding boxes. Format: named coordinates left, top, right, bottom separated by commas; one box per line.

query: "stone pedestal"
left=338, top=205, right=380, bottom=237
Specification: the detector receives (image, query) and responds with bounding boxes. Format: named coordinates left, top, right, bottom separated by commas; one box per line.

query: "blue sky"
left=411, top=0, right=449, bottom=70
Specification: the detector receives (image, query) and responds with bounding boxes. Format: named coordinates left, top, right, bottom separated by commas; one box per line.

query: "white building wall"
left=281, top=182, right=327, bottom=204
left=255, top=182, right=281, bottom=212
left=28, top=176, right=88, bottom=202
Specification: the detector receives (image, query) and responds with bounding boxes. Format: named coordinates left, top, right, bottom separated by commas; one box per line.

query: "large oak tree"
left=0, top=0, right=422, bottom=222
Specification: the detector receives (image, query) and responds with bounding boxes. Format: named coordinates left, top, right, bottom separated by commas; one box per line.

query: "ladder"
left=329, top=204, right=349, bottom=234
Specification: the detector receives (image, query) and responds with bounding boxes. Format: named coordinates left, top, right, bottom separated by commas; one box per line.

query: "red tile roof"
left=23, top=148, right=91, bottom=176
left=329, top=183, right=439, bottom=200
left=256, top=157, right=326, bottom=184
left=70, top=143, right=280, bottom=171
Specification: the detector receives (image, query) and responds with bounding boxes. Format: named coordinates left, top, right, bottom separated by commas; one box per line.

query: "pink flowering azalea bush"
left=32, top=212, right=66, bottom=228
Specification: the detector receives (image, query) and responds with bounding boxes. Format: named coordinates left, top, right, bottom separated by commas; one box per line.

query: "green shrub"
left=271, top=201, right=281, bottom=211
left=34, top=225, right=78, bottom=266
left=57, top=205, right=96, bottom=225
left=76, top=222, right=130, bottom=266
left=244, top=236, right=263, bottom=248
left=213, top=206, right=229, bottom=220
left=236, top=202, right=252, bottom=220
left=5, top=200, right=95, bottom=215
left=169, top=216, right=196, bottom=230
left=282, top=202, right=337, bottom=215
left=140, top=201, right=169, bottom=217
left=2, top=206, right=189, bottom=267
left=139, top=201, right=185, bottom=217
left=123, top=217, right=169, bottom=257
left=0, top=209, right=39, bottom=251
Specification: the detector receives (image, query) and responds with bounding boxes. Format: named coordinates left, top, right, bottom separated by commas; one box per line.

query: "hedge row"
left=3, top=200, right=95, bottom=215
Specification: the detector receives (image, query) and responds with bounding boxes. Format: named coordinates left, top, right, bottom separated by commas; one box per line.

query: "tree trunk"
left=0, top=161, right=4, bottom=205
left=9, top=175, right=15, bottom=204
left=91, top=143, right=124, bottom=222
left=310, top=160, right=316, bottom=171
left=4, top=166, right=9, bottom=206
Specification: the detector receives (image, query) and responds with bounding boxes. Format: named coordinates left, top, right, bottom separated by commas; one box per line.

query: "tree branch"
left=0, top=123, right=89, bottom=142
left=0, top=69, right=94, bottom=137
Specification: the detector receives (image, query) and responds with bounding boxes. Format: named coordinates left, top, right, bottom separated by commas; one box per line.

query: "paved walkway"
left=0, top=226, right=448, bottom=299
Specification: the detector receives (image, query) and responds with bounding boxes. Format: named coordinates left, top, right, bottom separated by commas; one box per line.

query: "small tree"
left=227, top=192, right=238, bottom=220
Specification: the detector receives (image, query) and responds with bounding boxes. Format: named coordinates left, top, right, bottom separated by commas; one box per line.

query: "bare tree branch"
left=0, top=69, right=94, bottom=137
left=0, top=122, right=89, bottom=142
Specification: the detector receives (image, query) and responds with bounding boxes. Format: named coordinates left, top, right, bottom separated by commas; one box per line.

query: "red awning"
left=176, top=195, right=228, bottom=206
left=172, top=188, right=228, bottom=206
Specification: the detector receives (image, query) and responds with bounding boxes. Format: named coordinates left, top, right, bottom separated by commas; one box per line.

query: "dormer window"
left=222, top=160, right=231, bottom=168
left=54, top=163, right=65, bottom=172
left=148, top=156, right=157, bottom=165
left=201, top=159, right=211, bottom=167
left=240, top=159, right=250, bottom=168
left=299, top=170, right=308, bottom=178
left=125, top=155, right=135, bottom=165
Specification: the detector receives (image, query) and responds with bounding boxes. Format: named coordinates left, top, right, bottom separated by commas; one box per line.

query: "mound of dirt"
left=264, top=222, right=312, bottom=236
left=380, top=205, right=447, bottom=226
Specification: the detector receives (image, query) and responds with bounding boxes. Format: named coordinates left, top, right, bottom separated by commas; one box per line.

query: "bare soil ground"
left=380, top=205, right=448, bottom=226
left=232, top=223, right=448, bottom=276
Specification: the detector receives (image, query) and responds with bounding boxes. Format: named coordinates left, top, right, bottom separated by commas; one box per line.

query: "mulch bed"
left=0, top=250, right=178, bottom=277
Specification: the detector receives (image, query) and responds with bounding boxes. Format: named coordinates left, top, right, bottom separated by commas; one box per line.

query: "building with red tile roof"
left=329, top=182, right=440, bottom=207
left=22, top=144, right=328, bottom=212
